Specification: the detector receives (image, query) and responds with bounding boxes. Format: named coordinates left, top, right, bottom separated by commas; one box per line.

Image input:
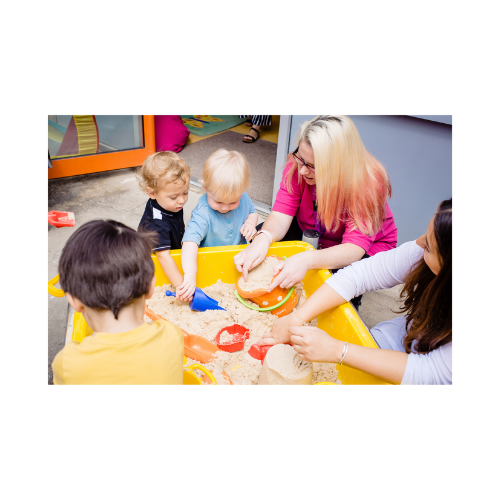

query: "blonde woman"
left=178, top=149, right=259, bottom=301
left=233, top=115, right=397, bottom=309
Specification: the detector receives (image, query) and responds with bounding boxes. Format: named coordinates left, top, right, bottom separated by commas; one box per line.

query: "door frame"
left=48, top=115, right=155, bottom=179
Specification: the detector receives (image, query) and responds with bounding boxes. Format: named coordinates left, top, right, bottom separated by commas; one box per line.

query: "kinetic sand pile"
left=145, top=258, right=339, bottom=385
left=259, top=344, right=313, bottom=385
left=237, top=256, right=282, bottom=291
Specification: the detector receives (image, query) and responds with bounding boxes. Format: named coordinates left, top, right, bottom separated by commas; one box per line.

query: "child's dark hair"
left=59, top=220, right=155, bottom=319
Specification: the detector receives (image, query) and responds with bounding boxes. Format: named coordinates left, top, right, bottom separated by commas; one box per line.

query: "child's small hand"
left=176, top=273, right=196, bottom=302
left=240, top=223, right=256, bottom=241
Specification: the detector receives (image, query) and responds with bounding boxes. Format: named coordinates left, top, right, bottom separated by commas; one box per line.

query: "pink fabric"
left=272, top=161, right=398, bottom=256
left=154, top=115, right=190, bottom=153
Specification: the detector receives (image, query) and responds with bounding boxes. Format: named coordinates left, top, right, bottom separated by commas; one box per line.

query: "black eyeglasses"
left=292, top=147, right=315, bottom=172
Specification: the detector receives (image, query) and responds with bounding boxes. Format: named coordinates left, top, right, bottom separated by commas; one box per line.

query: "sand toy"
left=215, top=324, right=250, bottom=353
left=183, top=356, right=217, bottom=385
left=235, top=256, right=297, bottom=317
left=146, top=307, right=233, bottom=384
left=248, top=342, right=292, bottom=364
left=249, top=342, right=337, bottom=385
left=145, top=306, right=219, bottom=363
left=165, top=288, right=226, bottom=312
left=182, top=355, right=232, bottom=385
left=48, top=210, right=75, bottom=228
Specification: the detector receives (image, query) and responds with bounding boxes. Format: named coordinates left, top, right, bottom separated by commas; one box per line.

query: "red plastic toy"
left=48, top=211, right=75, bottom=228
left=248, top=342, right=293, bottom=364
left=215, top=324, right=250, bottom=353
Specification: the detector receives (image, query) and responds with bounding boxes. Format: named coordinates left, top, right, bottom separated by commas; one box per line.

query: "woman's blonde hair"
left=136, top=151, right=190, bottom=194
left=202, top=149, right=250, bottom=202
left=287, top=115, right=392, bottom=235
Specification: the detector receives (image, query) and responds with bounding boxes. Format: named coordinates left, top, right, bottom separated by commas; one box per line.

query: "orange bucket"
left=235, top=255, right=297, bottom=317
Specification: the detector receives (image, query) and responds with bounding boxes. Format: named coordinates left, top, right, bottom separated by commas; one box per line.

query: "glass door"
left=48, top=115, right=155, bottom=179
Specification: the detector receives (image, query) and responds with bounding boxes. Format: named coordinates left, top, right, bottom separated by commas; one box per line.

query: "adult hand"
left=233, top=234, right=270, bottom=281
left=259, top=311, right=303, bottom=346
left=289, top=326, right=342, bottom=363
left=176, top=273, right=196, bottom=302
left=268, top=253, right=312, bottom=292
left=240, top=222, right=256, bottom=242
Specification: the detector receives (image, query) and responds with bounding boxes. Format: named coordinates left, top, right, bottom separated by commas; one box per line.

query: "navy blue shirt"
left=138, top=199, right=185, bottom=252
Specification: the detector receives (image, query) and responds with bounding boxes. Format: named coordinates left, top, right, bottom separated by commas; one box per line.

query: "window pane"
left=48, top=115, right=144, bottom=159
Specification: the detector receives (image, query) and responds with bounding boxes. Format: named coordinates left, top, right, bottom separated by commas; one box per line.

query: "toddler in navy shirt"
left=137, top=151, right=191, bottom=300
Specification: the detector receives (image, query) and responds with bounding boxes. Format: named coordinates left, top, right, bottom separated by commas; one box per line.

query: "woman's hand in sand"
left=234, top=233, right=270, bottom=281
left=240, top=222, right=257, bottom=241
left=259, top=312, right=303, bottom=346
left=268, top=253, right=312, bottom=292
left=289, top=326, right=341, bottom=363
left=176, top=273, right=196, bottom=302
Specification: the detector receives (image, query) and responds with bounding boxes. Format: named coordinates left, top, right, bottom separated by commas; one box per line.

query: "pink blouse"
left=272, top=161, right=398, bottom=256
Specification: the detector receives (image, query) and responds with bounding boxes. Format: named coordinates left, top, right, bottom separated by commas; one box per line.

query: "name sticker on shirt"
left=153, top=207, right=163, bottom=220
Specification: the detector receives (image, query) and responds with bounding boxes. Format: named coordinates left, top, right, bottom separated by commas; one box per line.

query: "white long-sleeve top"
left=325, top=241, right=452, bottom=385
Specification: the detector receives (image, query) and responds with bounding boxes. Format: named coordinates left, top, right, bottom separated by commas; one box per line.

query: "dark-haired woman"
left=261, top=199, right=452, bottom=385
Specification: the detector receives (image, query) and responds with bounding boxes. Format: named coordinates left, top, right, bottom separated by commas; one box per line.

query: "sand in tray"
left=146, top=280, right=339, bottom=385
left=147, top=281, right=277, bottom=346
left=238, top=256, right=282, bottom=292
left=219, top=330, right=232, bottom=344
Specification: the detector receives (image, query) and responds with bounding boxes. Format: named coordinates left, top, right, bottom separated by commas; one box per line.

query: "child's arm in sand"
left=177, top=241, right=199, bottom=300
left=155, top=250, right=186, bottom=300
left=240, top=212, right=259, bottom=241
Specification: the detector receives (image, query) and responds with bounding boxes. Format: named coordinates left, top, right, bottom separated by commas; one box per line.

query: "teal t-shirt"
left=182, top=192, right=256, bottom=247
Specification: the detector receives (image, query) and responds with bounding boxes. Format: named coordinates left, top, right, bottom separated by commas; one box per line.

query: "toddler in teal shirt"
left=177, top=149, right=258, bottom=301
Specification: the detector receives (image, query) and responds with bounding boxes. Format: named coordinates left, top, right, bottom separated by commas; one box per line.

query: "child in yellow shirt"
left=52, top=219, right=184, bottom=385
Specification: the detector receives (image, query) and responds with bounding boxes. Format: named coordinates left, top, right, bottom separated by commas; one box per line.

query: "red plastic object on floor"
left=48, top=211, right=75, bottom=228
left=248, top=342, right=293, bottom=364
left=215, top=324, right=250, bottom=353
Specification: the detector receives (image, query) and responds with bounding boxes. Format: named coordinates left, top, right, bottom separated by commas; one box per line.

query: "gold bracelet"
left=293, top=308, right=306, bottom=326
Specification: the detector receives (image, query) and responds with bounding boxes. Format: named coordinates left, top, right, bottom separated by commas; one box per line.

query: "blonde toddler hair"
left=201, top=149, right=250, bottom=202
left=136, top=151, right=190, bottom=194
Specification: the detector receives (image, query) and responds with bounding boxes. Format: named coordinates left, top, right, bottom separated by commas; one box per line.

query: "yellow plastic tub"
left=48, top=241, right=390, bottom=385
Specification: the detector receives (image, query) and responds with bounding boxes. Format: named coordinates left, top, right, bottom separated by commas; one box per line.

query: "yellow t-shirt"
left=52, top=320, right=184, bottom=385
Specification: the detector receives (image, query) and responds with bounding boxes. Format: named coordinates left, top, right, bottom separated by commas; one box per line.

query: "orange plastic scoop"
left=145, top=306, right=233, bottom=384
left=145, top=306, right=219, bottom=364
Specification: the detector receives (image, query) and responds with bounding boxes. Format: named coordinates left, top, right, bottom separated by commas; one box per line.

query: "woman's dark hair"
left=58, top=220, right=156, bottom=319
left=400, top=199, right=452, bottom=353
